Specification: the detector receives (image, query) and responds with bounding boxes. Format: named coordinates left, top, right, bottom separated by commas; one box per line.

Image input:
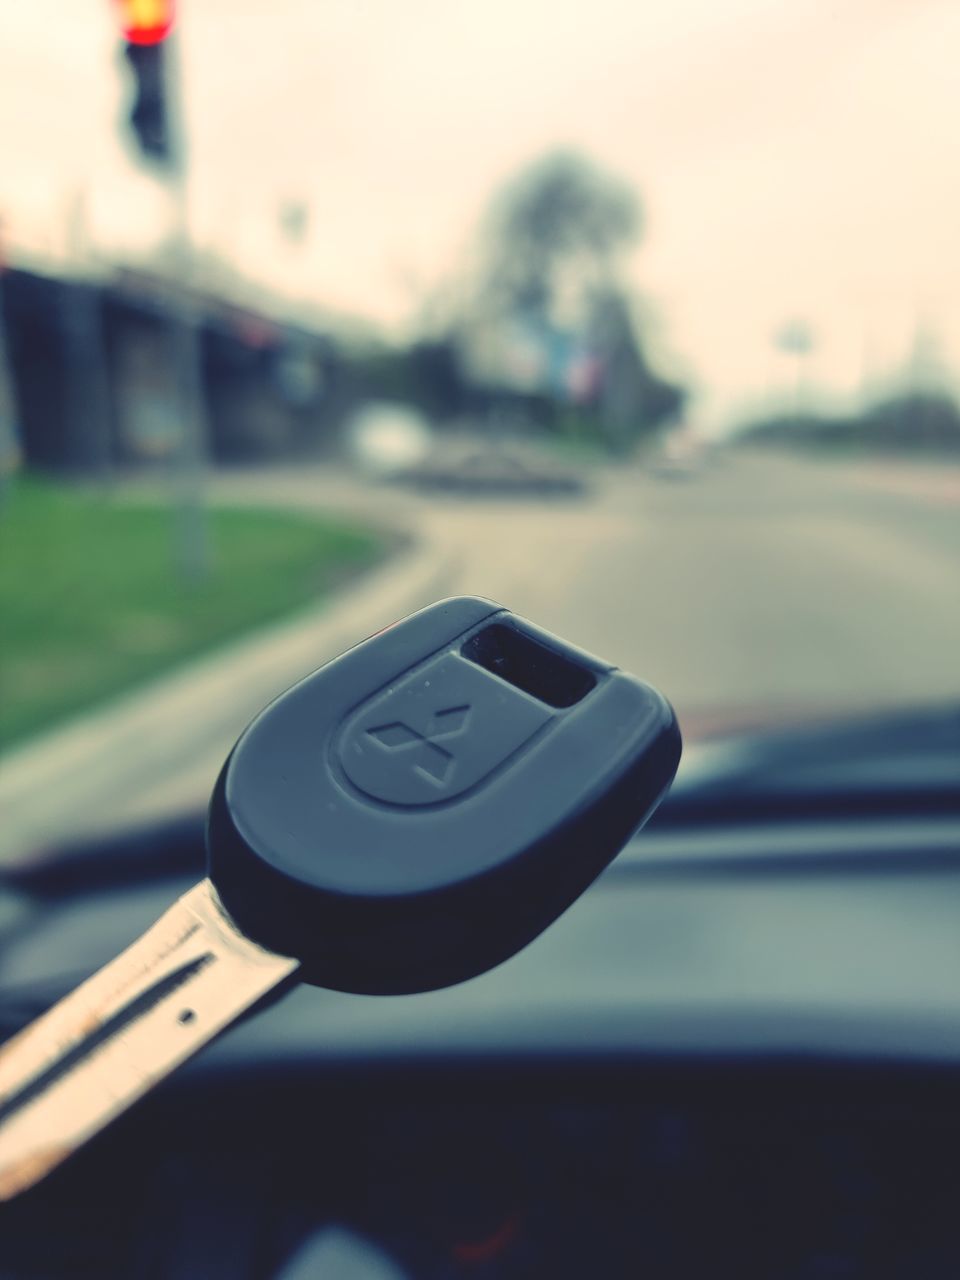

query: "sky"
left=1, top=0, right=958, bottom=430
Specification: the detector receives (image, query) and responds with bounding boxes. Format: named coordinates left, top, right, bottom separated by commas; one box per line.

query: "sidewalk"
left=1, top=534, right=454, bottom=866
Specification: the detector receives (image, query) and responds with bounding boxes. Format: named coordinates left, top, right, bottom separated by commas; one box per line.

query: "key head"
left=207, top=597, right=681, bottom=994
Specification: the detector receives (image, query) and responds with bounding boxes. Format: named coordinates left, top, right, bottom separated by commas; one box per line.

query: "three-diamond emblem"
left=366, top=705, right=471, bottom=785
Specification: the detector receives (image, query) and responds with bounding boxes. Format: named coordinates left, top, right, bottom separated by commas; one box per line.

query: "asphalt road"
left=4, top=448, right=958, bottom=857
left=216, top=448, right=960, bottom=725
left=213, top=446, right=960, bottom=728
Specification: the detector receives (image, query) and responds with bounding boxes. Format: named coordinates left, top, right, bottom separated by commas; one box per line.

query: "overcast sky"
left=1, top=0, right=958, bottom=428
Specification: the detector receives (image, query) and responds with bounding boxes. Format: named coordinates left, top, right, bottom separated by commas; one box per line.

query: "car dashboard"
left=4, top=1060, right=960, bottom=1278
left=1, top=710, right=959, bottom=1278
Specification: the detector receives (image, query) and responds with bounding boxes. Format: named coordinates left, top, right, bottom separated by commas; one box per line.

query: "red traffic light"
left=114, top=0, right=175, bottom=46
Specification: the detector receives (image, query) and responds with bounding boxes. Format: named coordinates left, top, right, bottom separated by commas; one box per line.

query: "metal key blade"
left=0, top=879, right=298, bottom=1201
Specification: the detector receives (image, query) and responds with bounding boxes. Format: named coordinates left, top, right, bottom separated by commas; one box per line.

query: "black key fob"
left=208, top=596, right=681, bottom=994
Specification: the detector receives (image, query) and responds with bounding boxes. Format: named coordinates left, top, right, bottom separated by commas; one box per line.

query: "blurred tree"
left=480, top=150, right=641, bottom=321
left=586, top=287, right=685, bottom=453
left=456, top=150, right=683, bottom=449
left=736, top=391, right=960, bottom=454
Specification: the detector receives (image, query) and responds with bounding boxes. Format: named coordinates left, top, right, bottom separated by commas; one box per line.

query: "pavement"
left=3, top=447, right=959, bottom=862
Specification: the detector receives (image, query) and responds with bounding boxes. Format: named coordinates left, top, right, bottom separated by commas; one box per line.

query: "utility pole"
left=117, top=0, right=210, bottom=581
left=774, top=318, right=814, bottom=426
left=0, top=217, right=20, bottom=501
left=63, top=190, right=114, bottom=484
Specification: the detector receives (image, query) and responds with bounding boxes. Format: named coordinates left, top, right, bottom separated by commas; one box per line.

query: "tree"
left=587, top=287, right=685, bottom=453
left=479, top=150, right=641, bottom=323
left=457, top=150, right=684, bottom=448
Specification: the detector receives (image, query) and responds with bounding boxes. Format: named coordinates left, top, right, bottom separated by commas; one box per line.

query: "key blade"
left=0, top=879, right=298, bottom=1201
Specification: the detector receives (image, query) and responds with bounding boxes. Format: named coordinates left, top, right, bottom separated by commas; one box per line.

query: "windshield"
left=1, top=1, right=958, bottom=859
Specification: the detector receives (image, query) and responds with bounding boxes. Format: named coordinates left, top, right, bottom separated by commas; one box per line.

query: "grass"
left=0, top=474, right=387, bottom=750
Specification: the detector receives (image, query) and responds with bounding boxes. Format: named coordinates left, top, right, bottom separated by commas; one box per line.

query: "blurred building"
left=0, top=264, right=352, bottom=473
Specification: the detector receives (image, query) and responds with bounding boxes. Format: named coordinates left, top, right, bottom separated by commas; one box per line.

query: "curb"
left=1, top=537, right=456, bottom=863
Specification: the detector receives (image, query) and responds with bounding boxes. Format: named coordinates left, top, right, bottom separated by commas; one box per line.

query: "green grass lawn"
left=0, top=475, right=387, bottom=750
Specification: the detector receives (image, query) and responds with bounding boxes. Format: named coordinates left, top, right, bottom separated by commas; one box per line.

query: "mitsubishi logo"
left=365, top=705, right=471, bottom=786
left=336, top=653, right=551, bottom=808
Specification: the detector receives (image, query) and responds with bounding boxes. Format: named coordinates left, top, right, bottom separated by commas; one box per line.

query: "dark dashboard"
left=5, top=1062, right=960, bottom=1278
left=1, top=707, right=959, bottom=1278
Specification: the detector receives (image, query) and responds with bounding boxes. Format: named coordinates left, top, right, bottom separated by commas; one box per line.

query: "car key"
left=0, top=596, right=680, bottom=1200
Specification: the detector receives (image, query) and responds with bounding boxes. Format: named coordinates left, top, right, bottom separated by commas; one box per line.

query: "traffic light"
left=116, top=1, right=175, bottom=165
left=115, top=0, right=174, bottom=45
left=124, top=42, right=170, bottom=162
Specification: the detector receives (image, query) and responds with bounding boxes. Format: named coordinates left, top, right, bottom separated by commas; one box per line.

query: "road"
left=445, top=450, right=960, bottom=731
left=3, top=448, right=958, bottom=858
left=229, top=448, right=960, bottom=732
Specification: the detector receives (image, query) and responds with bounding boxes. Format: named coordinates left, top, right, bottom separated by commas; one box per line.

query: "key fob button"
left=336, top=652, right=552, bottom=807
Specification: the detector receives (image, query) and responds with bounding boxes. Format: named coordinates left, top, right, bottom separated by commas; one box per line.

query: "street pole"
left=774, top=319, right=814, bottom=428
left=63, top=190, right=114, bottom=485
left=164, top=23, right=211, bottom=583
left=0, top=218, right=21, bottom=502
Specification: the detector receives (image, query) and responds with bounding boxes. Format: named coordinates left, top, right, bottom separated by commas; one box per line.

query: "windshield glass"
left=1, top=0, right=958, bottom=857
